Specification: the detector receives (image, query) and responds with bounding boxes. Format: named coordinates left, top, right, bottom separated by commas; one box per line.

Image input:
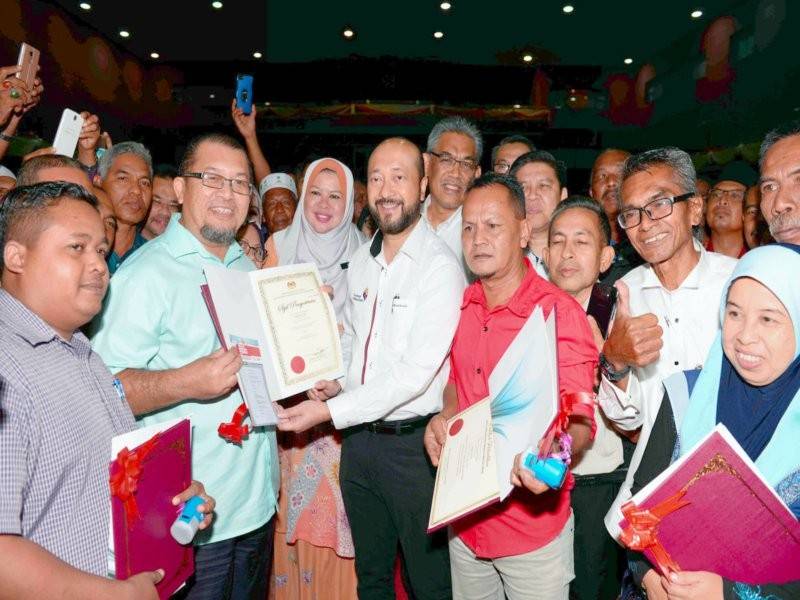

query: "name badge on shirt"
left=352, top=288, right=369, bottom=302
left=391, top=295, right=409, bottom=313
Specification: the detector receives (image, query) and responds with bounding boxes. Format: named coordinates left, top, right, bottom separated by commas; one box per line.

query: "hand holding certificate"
left=428, top=306, right=560, bottom=531
left=203, top=263, right=344, bottom=425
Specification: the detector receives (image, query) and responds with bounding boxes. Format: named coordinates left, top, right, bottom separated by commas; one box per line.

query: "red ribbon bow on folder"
left=109, top=434, right=161, bottom=526
left=619, top=489, right=691, bottom=576
left=218, top=402, right=250, bottom=444
left=539, top=391, right=596, bottom=458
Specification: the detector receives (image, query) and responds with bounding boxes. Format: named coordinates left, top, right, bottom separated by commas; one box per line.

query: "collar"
left=369, top=217, right=427, bottom=264
left=461, top=258, right=540, bottom=318
left=705, top=238, right=747, bottom=258
left=640, top=239, right=708, bottom=290
left=162, top=213, right=245, bottom=266
left=0, top=289, right=89, bottom=352
left=422, top=195, right=462, bottom=231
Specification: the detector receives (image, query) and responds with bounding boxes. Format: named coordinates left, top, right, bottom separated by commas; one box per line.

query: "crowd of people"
left=0, top=60, right=798, bottom=600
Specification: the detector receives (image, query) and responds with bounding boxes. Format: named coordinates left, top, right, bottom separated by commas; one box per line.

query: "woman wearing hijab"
left=266, top=158, right=364, bottom=599
left=626, top=244, right=800, bottom=600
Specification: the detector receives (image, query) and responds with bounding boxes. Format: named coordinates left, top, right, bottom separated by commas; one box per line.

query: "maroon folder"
left=619, top=424, right=800, bottom=585
left=110, top=419, right=193, bottom=598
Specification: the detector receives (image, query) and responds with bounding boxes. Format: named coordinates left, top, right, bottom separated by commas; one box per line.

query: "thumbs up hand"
left=602, top=281, right=664, bottom=371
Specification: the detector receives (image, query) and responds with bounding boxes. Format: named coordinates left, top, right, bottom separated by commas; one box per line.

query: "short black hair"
left=466, top=172, right=526, bottom=219
left=759, top=121, right=800, bottom=169
left=548, top=195, right=612, bottom=245
left=491, top=135, right=536, bottom=166
left=153, top=163, right=178, bottom=180
left=0, top=182, right=98, bottom=271
left=178, top=133, right=253, bottom=182
left=16, top=155, right=85, bottom=186
left=508, top=150, right=567, bottom=189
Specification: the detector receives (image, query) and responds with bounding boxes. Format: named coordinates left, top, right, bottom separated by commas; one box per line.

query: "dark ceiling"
left=51, top=0, right=749, bottom=68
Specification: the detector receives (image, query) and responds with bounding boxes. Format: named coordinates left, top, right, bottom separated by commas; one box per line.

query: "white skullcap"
left=259, top=172, right=297, bottom=198
left=0, top=165, right=16, bottom=180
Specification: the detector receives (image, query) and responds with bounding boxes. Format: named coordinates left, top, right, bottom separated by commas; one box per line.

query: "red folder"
left=110, top=419, right=193, bottom=599
left=619, top=424, right=800, bottom=585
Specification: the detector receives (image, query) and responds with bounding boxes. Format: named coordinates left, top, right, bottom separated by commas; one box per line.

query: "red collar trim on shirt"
left=705, top=238, right=747, bottom=258
left=461, top=258, right=542, bottom=318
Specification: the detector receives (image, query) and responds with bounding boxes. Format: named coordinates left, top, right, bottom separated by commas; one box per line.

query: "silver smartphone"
left=53, top=109, right=84, bottom=157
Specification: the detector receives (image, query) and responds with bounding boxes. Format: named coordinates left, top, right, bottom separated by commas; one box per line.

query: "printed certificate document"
left=203, top=263, right=344, bottom=415
left=428, top=306, right=559, bottom=531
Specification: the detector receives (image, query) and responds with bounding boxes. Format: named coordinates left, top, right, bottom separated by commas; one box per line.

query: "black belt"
left=362, top=414, right=433, bottom=435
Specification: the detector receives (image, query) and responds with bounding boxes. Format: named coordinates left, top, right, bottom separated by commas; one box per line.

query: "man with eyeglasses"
left=141, top=164, right=181, bottom=241
left=594, top=149, right=736, bottom=585
left=422, top=116, right=483, bottom=272
left=704, top=162, right=756, bottom=258
left=490, top=134, right=536, bottom=175
left=92, top=133, right=279, bottom=600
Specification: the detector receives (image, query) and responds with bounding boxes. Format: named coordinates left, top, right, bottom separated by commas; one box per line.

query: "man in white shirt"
left=421, top=116, right=482, bottom=272
left=510, top=150, right=569, bottom=278
left=597, top=148, right=737, bottom=547
left=759, top=121, right=800, bottom=245
left=544, top=196, right=631, bottom=600
left=277, top=137, right=465, bottom=599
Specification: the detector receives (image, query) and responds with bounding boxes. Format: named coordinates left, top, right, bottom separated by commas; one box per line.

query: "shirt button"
left=476, top=367, right=482, bottom=374
left=674, top=318, right=679, bottom=323
left=482, top=326, right=488, bottom=332
left=674, top=361, right=679, bottom=366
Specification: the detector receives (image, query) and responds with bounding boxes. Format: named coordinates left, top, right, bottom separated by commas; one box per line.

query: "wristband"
left=0, top=133, right=14, bottom=143
left=599, top=353, right=631, bottom=382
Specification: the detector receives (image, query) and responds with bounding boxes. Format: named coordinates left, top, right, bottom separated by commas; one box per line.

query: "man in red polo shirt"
left=424, top=172, right=597, bottom=600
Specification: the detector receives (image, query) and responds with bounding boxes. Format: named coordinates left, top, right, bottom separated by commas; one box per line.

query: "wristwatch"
left=0, top=133, right=14, bottom=143
left=599, top=353, right=631, bottom=382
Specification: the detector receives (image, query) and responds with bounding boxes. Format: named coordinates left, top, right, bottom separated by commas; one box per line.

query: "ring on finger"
left=9, top=88, right=20, bottom=99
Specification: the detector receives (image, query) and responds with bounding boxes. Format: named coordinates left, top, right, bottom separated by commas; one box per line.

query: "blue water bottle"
left=522, top=450, right=568, bottom=489
left=170, top=496, right=205, bottom=545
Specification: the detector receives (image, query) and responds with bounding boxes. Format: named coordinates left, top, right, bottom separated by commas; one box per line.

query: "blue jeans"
left=176, top=518, right=274, bottom=600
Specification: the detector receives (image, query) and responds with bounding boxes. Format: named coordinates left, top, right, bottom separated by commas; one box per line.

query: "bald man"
left=277, top=137, right=464, bottom=600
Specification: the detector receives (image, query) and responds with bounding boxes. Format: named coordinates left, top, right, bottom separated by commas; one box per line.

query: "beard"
left=201, top=224, right=237, bottom=246
left=369, top=197, right=421, bottom=235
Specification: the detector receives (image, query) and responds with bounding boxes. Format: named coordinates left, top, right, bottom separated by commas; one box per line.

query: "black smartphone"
left=586, top=283, right=618, bottom=339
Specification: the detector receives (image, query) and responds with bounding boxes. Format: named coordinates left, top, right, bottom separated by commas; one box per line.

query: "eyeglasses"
left=429, top=151, right=479, bottom=172
left=708, top=188, right=746, bottom=203
left=180, top=171, right=253, bottom=196
left=238, top=240, right=265, bottom=261
left=617, top=192, right=694, bottom=230
left=493, top=161, right=512, bottom=174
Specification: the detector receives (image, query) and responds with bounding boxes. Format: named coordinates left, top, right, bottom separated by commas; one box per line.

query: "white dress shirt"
left=326, top=218, right=467, bottom=429
left=600, top=242, right=737, bottom=538
left=421, top=195, right=468, bottom=274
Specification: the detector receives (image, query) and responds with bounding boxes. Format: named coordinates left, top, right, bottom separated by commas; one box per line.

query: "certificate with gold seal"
left=203, top=263, right=344, bottom=408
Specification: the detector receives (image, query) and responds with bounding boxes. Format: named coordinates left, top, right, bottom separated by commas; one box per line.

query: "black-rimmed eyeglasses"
left=617, top=192, right=694, bottom=230
left=180, top=171, right=253, bottom=196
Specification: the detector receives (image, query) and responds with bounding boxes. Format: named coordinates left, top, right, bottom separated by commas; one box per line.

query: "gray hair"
left=618, top=147, right=696, bottom=208
left=427, top=116, right=483, bottom=163
left=759, top=121, right=800, bottom=170
left=98, top=141, right=153, bottom=181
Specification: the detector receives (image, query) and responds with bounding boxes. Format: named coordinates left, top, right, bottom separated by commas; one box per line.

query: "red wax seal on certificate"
left=290, top=356, right=306, bottom=374
left=449, top=419, right=464, bottom=437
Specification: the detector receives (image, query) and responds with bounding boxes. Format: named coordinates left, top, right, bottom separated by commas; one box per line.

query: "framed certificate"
left=203, top=263, right=344, bottom=410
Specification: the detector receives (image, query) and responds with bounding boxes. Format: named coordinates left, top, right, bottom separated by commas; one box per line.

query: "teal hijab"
left=679, top=245, right=800, bottom=489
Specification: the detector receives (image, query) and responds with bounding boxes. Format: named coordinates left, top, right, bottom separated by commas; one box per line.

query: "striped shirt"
left=0, top=289, right=135, bottom=575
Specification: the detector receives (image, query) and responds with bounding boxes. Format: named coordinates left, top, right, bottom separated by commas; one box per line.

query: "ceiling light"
left=150, top=52, right=160, bottom=59
left=562, top=5, right=574, bottom=13
left=624, top=57, right=633, bottom=64
left=211, top=1, right=223, bottom=8
left=513, top=104, right=521, bottom=109
left=433, top=31, right=444, bottom=39
left=342, top=26, right=355, bottom=39
left=119, top=30, right=130, bottom=38
left=209, top=94, right=216, bottom=99
left=440, top=1, right=451, bottom=9
left=253, top=51, right=262, bottom=58
left=264, top=102, right=271, bottom=106
left=523, top=54, right=533, bottom=63
left=691, top=9, right=703, bottom=18
left=79, top=2, right=91, bottom=9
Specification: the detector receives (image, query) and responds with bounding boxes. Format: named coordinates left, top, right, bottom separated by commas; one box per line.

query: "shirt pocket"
left=384, top=295, right=417, bottom=352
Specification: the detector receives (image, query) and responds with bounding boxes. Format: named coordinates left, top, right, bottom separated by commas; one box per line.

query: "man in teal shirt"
left=92, top=133, right=278, bottom=600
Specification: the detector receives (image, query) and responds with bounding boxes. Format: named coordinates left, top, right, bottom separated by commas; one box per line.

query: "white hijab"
left=273, top=158, right=364, bottom=318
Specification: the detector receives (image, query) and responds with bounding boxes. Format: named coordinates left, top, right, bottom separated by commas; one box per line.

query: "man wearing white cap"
left=259, top=172, right=297, bottom=235
left=0, top=165, right=15, bottom=200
